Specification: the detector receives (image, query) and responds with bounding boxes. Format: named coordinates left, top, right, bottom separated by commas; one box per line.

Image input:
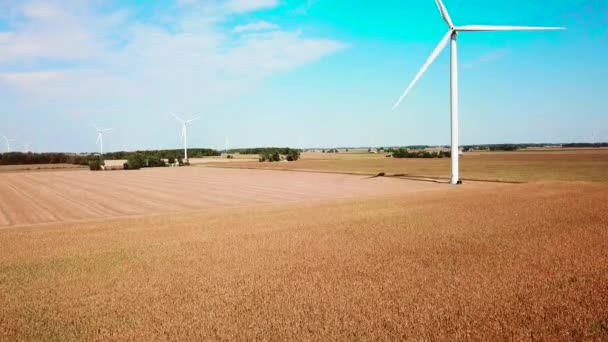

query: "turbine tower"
left=170, top=113, right=200, bottom=162
left=92, top=125, right=113, bottom=155
left=392, top=0, right=564, bottom=185
left=1, top=135, right=15, bottom=152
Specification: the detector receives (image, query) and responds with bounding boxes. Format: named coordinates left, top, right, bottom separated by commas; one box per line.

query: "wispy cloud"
left=290, top=0, right=320, bottom=15
left=225, top=0, right=280, bottom=13
left=234, top=20, right=279, bottom=33
left=0, top=1, right=345, bottom=113
left=462, top=48, right=510, bottom=70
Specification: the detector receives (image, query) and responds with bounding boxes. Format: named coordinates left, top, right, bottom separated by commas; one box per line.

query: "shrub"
left=89, top=160, right=103, bottom=171
left=168, top=156, right=176, bottom=164
left=88, top=156, right=104, bottom=171
left=177, top=157, right=184, bottom=166
left=285, top=149, right=300, bottom=161
left=227, top=155, right=234, bottom=159
left=146, top=156, right=166, bottom=167
left=124, top=153, right=145, bottom=170
left=271, top=151, right=280, bottom=162
left=123, top=162, right=140, bottom=170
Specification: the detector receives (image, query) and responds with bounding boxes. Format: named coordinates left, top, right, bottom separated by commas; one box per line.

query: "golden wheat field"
left=1, top=150, right=608, bottom=340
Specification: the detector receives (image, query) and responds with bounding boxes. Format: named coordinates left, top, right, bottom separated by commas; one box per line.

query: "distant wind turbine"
left=1, top=135, right=15, bottom=152
left=392, top=0, right=564, bottom=184
left=24, top=142, right=32, bottom=153
left=170, top=113, right=200, bottom=162
left=91, top=125, right=113, bottom=155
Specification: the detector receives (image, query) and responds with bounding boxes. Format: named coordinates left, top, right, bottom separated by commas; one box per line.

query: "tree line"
left=0, top=152, right=96, bottom=166
left=104, top=148, right=220, bottom=160
left=390, top=148, right=451, bottom=159
left=0, top=149, right=222, bottom=166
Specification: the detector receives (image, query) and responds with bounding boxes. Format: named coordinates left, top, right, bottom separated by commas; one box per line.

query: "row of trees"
left=228, top=147, right=300, bottom=156
left=104, top=148, right=219, bottom=160
left=391, top=148, right=451, bottom=159
left=562, top=143, right=608, bottom=148
left=0, top=152, right=99, bottom=166
left=258, top=148, right=301, bottom=162
left=122, top=153, right=173, bottom=170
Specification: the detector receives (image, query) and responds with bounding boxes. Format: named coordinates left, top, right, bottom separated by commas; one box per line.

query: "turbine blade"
left=435, top=0, right=453, bottom=28
left=96, top=134, right=101, bottom=145
left=185, top=117, right=201, bottom=124
left=456, top=25, right=565, bottom=32
left=393, top=30, right=452, bottom=110
left=170, top=113, right=185, bottom=124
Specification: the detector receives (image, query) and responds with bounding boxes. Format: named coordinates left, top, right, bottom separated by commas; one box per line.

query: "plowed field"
left=0, top=167, right=453, bottom=227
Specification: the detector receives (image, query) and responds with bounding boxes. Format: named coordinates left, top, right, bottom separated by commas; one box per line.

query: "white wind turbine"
left=170, top=113, right=200, bottom=162
left=1, top=135, right=15, bottom=152
left=393, top=0, right=564, bottom=184
left=91, top=125, right=113, bottom=155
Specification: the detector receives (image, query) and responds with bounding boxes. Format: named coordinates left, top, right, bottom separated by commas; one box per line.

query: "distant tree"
left=124, top=153, right=145, bottom=170
left=271, top=151, right=280, bottom=162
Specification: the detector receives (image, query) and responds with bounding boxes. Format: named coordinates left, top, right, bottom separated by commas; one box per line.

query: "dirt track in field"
left=0, top=167, right=466, bottom=227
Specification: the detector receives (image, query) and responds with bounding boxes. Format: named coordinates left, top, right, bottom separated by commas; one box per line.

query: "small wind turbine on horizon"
left=24, top=142, right=32, bottom=153
left=1, top=135, right=15, bottom=152
left=392, top=0, right=564, bottom=185
left=91, top=125, right=113, bottom=155
left=170, top=113, right=200, bottom=162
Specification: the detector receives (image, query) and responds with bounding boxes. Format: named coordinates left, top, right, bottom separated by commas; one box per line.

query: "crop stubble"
left=0, top=165, right=607, bottom=340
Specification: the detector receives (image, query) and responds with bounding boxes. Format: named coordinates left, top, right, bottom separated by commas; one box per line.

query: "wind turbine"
left=24, top=142, right=31, bottom=153
left=392, top=0, right=564, bottom=184
left=91, top=125, right=113, bottom=155
left=170, top=113, right=200, bottom=162
left=1, top=135, right=15, bottom=152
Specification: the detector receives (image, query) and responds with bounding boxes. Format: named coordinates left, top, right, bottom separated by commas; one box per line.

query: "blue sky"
left=0, top=0, right=606, bottom=152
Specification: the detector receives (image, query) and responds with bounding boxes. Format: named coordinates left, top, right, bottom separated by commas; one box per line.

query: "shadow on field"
left=364, top=172, right=524, bottom=185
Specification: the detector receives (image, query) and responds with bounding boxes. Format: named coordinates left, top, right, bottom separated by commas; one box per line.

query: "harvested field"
left=0, top=167, right=453, bottom=228
left=211, top=149, right=608, bottom=182
left=0, top=163, right=86, bottom=173
left=1, top=181, right=607, bottom=340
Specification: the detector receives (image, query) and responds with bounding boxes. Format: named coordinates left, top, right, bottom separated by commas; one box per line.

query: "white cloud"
left=0, top=0, right=345, bottom=112
left=225, top=0, right=280, bottom=13
left=234, top=20, right=279, bottom=33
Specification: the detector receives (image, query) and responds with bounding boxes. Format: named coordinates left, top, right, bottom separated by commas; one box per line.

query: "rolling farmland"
left=0, top=175, right=606, bottom=340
